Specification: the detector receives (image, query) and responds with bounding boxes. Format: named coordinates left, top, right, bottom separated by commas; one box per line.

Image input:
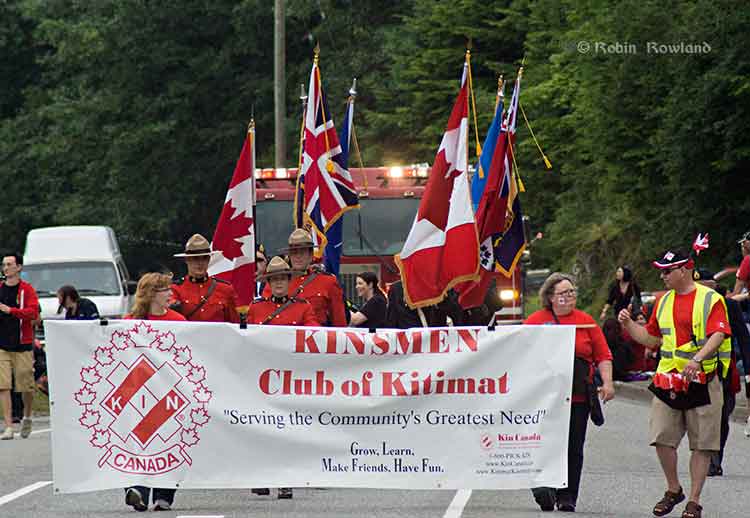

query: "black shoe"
left=251, top=488, right=270, bottom=496
left=125, top=488, right=147, bottom=512
left=707, top=464, right=723, bottom=477
left=557, top=499, right=576, bottom=512
left=152, top=499, right=171, bottom=511
left=532, top=487, right=555, bottom=511
left=278, top=487, right=293, bottom=499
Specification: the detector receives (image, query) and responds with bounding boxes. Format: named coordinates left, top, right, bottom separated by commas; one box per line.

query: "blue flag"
left=470, top=97, right=504, bottom=213
left=324, top=94, right=354, bottom=277
left=494, top=188, right=526, bottom=276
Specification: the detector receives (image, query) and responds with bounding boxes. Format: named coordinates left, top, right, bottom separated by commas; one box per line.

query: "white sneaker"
left=0, top=427, right=14, bottom=440
left=20, top=418, right=32, bottom=438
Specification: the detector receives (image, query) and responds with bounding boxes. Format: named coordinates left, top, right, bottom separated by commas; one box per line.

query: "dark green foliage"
left=1, top=0, right=748, bottom=305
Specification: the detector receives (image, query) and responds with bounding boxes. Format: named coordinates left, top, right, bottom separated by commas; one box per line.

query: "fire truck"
left=254, top=164, right=526, bottom=323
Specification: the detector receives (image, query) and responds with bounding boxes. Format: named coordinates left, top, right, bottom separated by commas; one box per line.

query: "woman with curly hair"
left=123, top=272, right=185, bottom=512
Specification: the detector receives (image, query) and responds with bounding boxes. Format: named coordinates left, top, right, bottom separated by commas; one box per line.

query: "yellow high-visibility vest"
left=655, top=283, right=731, bottom=376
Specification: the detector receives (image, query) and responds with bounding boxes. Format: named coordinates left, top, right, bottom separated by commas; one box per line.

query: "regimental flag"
left=297, top=57, right=359, bottom=257
left=456, top=76, right=521, bottom=309
left=208, top=122, right=256, bottom=308
left=324, top=89, right=356, bottom=277
left=494, top=185, right=526, bottom=276
left=395, top=58, right=480, bottom=308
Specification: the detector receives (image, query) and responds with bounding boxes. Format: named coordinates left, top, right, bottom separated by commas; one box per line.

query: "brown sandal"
left=653, top=488, right=685, bottom=516
left=681, top=501, right=702, bottom=518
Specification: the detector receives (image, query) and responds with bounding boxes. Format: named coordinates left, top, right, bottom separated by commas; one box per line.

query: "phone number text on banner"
left=45, top=321, right=574, bottom=493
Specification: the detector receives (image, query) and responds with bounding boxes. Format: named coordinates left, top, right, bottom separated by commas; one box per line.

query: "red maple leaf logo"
left=180, top=427, right=200, bottom=447
left=80, top=366, right=101, bottom=385
left=79, top=409, right=101, bottom=429
left=173, top=346, right=192, bottom=366
left=187, top=365, right=206, bottom=384
left=110, top=331, right=134, bottom=351
left=213, top=213, right=254, bottom=261
left=193, top=385, right=213, bottom=404
left=153, top=331, right=177, bottom=352
left=94, top=347, right=114, bottom=366
left=190, top=407, right=210, bottom=427
left=74, top=386, right=97, bottom=406
left=90, top=428, right=110, bottom=448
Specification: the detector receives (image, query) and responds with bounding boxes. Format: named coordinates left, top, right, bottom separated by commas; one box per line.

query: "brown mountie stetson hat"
left=257, top=256, right=305, bottom=281
left=278, top=228, right=314, bottom=253
left=173, top=234, right=218, bottom=258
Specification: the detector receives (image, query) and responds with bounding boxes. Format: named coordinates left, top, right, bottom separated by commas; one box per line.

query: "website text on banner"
left=45, top=321, right=574, bottom=493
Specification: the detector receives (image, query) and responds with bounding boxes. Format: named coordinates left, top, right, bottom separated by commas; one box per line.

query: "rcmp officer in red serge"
left=170, top=234, right=240, bottom=323
left=263, top=229, right=347, bottom=326
left=248, top=256, right=318, bottom=499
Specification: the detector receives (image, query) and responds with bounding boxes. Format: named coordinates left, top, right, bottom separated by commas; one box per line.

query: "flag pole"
left=293, top=82, right=308, bottom=229
left=348, top=78, right=369, bottom=190
left=312, top=45, right=335, bottom=174
left=465, top=47, right=481, bottom=158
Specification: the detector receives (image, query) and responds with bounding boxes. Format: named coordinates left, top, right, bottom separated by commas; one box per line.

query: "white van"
left=22, top=226, right=135, bottom=322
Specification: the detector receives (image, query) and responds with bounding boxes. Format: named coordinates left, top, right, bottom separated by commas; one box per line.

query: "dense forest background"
left=1, top=0, right=748, bottom=309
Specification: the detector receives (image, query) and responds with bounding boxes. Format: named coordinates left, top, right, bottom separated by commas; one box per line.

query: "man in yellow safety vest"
left=619, top=248, right=731, bottom=518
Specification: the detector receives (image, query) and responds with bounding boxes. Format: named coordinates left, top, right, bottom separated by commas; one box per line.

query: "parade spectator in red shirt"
left=525, top=272, right=614, bottom=513
left=123, top=272, right=185, bottom=512
left=730, top=230, right=750, bottom=302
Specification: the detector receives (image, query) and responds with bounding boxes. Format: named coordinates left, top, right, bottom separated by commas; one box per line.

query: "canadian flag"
left=395, top=60, right=480, bottom=308
left=208, top=123, right=256, bottom=307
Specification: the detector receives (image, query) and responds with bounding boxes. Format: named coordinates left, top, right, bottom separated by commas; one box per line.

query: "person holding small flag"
left=619, top=241, right=731, bottom=518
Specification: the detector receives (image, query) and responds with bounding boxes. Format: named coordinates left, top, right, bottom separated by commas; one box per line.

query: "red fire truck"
left=254, top=164, right=526, bottom=323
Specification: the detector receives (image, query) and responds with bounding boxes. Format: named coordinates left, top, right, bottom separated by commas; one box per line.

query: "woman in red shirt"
left=525, top=273, right=614, bottom=513
left=123, top=272, right=185, bottom=512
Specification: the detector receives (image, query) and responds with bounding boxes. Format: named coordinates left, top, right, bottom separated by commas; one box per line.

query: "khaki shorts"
left=0, top=349, right=35, bottom=392
left=649, top=375, right=723, bottom=452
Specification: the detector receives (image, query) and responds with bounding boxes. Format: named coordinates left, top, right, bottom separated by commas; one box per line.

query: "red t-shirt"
left=737, top=255, right=750, bottom=283
left=524, top=309, right=612, bottom=365
left=125, top=309, right=187, bottom=321
left=646, top=289, right=730, bottom=345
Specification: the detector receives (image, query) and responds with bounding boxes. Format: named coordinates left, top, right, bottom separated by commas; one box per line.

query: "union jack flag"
left=297, top=59, right=359, bottom=251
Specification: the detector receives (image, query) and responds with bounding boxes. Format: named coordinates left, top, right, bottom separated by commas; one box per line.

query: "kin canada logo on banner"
left=73, top=322, right=212, bottom=475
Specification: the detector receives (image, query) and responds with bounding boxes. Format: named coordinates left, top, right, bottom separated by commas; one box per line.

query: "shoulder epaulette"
left=251, top=297, right=269, bottom=304
left=172, top=277, right=185, bottom=286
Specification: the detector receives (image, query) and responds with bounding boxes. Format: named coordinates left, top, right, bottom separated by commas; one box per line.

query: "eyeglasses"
left=155, top=287, right=171, bottom=292
left=660, top=267, right=681, bottom=276
left=553, top=289, right=577, bottom=298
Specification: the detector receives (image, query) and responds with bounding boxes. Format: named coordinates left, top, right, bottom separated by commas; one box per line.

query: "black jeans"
left=125, top=486, right=176, bottom=506
left=711, top=381, right=736, bottom=468
left=533, top=402, right=590, bottom=506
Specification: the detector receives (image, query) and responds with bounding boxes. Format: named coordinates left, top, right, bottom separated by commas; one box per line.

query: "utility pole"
left=274, top=0, right=286, bottom=168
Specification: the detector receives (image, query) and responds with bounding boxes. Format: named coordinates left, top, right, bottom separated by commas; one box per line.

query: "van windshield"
left=22, top=262, right=121, bottom=297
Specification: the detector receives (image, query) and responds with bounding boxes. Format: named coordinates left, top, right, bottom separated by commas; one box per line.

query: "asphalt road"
left=1, top=396, right=748, bottom=518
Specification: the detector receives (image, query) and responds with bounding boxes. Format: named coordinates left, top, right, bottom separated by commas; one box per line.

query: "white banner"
left=45, top=320, right=574, bottom=494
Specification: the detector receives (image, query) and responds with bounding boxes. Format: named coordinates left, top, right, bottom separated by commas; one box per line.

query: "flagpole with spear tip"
left=348, top=78, right=369, bottom=191
left=465, top=43, right=482, bottom=160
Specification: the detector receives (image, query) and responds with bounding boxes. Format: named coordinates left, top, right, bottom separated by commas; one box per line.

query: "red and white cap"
left=652, top=249, right=694, bottom=270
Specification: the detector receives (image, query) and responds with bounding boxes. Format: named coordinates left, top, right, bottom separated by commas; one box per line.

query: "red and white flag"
left=208, top=123, right=256, bottom=308
left=395, top=60, right=480, bottom=308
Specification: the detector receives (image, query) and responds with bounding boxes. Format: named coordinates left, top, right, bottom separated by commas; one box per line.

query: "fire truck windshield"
left=255, top=198, right=420, bottom=258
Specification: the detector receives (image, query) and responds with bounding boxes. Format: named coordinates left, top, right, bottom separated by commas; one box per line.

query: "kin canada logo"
left=74, top=322, right=212, bottom=475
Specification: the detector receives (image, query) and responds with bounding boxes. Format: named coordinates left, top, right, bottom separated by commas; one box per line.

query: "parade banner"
left=45, top=320, right=574, bottom=494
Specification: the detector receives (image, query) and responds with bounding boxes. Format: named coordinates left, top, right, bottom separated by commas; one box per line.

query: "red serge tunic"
left=525, top=308, right=612, bottom=403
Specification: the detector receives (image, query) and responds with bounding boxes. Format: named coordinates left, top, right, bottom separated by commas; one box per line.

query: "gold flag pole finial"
left=313, top=43, right=320, bottom=65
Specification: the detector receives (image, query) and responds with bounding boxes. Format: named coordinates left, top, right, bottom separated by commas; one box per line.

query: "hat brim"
left=173, top=251, right=220, bottom=258
left=257, top=269, right=306, bottom=281
left=277, top=244, right=315, bottom=254
left=652, top=258, right=693, bottom=269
